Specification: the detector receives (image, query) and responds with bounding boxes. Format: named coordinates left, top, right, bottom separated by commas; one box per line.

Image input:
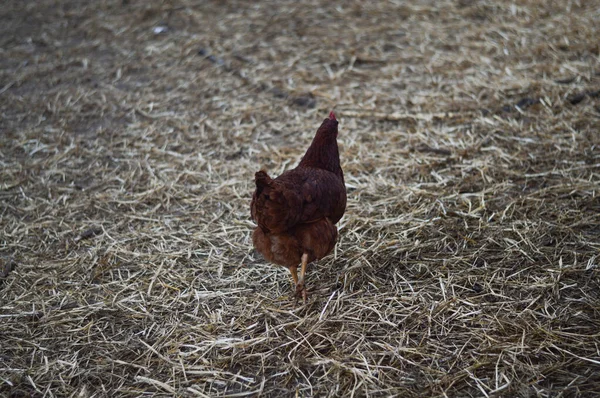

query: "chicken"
left=251, top=111, right=346, bottom=301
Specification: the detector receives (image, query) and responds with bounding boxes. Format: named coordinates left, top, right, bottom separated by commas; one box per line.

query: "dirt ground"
left=1, top=0, right=599, bottom=397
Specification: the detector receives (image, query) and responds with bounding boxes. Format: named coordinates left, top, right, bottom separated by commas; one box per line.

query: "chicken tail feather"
left=251, top=170, right=302, bottom=233
left=254, top=170, right=272, bottom=194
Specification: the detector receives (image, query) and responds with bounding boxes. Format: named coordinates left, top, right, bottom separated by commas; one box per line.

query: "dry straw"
left=1, top=0, right=599, bottom=396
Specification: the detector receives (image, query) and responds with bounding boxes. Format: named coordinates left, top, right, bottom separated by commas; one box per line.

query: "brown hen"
left=250, top=111, right=346, bottom=301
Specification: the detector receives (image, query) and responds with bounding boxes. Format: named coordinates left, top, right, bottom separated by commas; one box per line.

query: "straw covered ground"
left=1, top=0, right=600, bottom=396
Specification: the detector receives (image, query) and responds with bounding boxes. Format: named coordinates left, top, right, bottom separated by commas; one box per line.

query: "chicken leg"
left=289, top=264, right=299, bottom=286
left=295, top=253, right=309, bottom=302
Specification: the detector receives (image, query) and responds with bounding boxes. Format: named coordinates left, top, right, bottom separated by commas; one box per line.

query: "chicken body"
left=250, top=112, right=346, bottom=300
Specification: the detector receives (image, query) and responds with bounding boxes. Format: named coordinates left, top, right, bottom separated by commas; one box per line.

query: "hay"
left=1, top=0, right=599, bottom=396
